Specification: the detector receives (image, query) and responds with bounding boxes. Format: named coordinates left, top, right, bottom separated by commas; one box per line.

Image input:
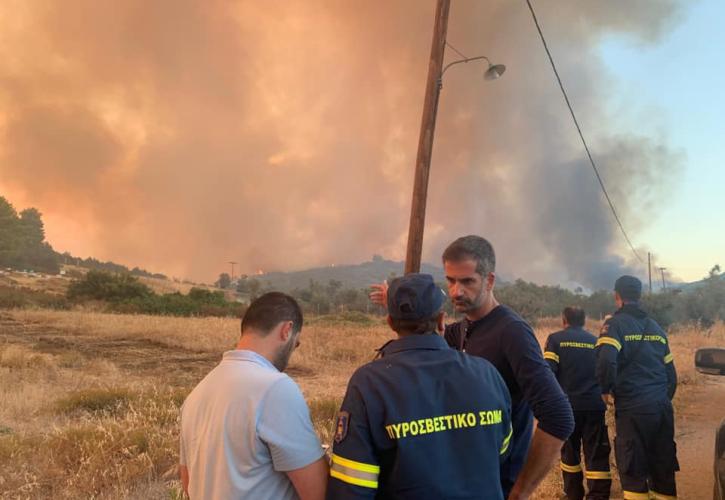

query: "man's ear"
left=279, top=320, right=294, bottom=342
left=486, top=272, right=496, bottom=291
left=435, top=312, right=445, bottom=335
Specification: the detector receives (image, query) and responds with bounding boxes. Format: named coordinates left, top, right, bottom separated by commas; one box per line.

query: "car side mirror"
left=695, top=348, right=725, bottom=375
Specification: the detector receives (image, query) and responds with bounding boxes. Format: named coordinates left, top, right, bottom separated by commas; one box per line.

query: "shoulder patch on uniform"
left=334, top=411, right=350, bottom=443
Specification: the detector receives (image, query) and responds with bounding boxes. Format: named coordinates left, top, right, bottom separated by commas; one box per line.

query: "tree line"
left=0, top=195, right=166, bottom=278
left=220, top=270, right=725, bottom=329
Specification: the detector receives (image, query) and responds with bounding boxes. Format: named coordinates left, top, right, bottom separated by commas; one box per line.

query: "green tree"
left=0, top=196, right=20, bottom=266
left=675, top=265, right=725, bottom=327
left=248, top=279, right=261, bottom=300
left=18, top=208, right=45, bottom=247
left=216, top=273, right=231, bottom=289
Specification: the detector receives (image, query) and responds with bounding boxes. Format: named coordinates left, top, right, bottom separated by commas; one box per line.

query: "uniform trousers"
left=614, top=400, right=678, bottom=500
left=560, top=410, right=611, bottom=500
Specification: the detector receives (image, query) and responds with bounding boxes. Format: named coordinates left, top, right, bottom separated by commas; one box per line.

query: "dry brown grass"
left=0, top=309, right=721, bottom=499
left=0, top=266, right=214, bottom=297
left=6, top=308, right=239, bottom=353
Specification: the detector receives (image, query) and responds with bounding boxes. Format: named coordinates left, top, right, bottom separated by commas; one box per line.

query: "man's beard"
left=452, top=297, right=475, bottom=312
left=272, top=336, right=297, bottom=372
left=452, top=291, right=485, bottom=313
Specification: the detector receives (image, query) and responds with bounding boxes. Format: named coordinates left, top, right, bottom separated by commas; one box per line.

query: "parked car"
left=695, top=347, right=725, bottom=500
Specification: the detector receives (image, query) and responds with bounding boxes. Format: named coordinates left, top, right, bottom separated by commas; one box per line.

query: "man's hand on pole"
left=368, top=280, right=389, bottom=309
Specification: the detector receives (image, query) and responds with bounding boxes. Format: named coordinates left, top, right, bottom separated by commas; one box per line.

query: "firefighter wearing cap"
left=544, top=307, right=611, bottom=500
left=327, top=273, right=513, bottom=499
left=595, top=275, right=678, bottom=500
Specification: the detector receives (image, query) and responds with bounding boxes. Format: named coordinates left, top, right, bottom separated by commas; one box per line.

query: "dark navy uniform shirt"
left=444, top=305, right=574, bottom=491
left=543, top=326, right=606, bottom=412
left=326, top=334, right=512, bottom=500
left=595, top=304, right=677, bottom=412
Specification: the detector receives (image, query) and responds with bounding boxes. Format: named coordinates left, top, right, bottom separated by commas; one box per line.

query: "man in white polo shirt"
left=179, top=292, right=328, bottom=499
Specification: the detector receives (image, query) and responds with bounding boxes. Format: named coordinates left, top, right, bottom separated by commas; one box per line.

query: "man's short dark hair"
left=442, top=235, right=496, bottom=276
left=563, top=306, right=585, bottom=327
left=614, top=275, right=642, bottom=302
left=241, top=292, right=303, bottom=336
left=389, top=314, right=441, bottom=336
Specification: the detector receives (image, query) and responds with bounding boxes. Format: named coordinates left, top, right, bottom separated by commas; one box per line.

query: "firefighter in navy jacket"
left=595, top=275, right=678, bottom=500
left=544, top=307, right=611, bottom=500
left=327, top=273, right=512, bottom=499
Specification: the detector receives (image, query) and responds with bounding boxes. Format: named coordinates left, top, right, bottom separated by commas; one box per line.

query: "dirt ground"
left=0, top=310, right=722, bottom=498
left=675, top=376, right=725, bottom=500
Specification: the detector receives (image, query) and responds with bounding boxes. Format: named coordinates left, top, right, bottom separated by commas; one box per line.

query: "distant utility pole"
left=648, top=252, right=652, bottom=294
left=228, top=261, right=237, bottom=281
left=659, top=267, right=667, bottom=291
left=404, top=0, right=451, bottom=275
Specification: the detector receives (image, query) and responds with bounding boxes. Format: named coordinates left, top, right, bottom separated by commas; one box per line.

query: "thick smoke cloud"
left=0, top=0, right=684, bottom=287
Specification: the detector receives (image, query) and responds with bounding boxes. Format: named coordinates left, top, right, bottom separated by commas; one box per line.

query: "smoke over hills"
left=0, top=1, right=684, bottom=288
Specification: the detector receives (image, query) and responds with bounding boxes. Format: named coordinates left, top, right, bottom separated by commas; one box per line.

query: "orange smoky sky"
left=0, top=1, right=684, bottom=287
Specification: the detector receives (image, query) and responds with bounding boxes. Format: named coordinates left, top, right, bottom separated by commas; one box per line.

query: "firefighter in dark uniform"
left=595, top=275, right=678, bottom=500
left=327, top=273, right=513, bottom=499
left=544, top=306, right=611, bottom=500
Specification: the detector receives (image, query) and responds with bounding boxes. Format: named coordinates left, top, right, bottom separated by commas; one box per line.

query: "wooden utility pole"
left=659, top=267, right=667, bottom=291
left=228, top=261, right=237, bottom=281
left=404, top=0, right=451, bottom=275
left=648, top=252, right=652, bottom=294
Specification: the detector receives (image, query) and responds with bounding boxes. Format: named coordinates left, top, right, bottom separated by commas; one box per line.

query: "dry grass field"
left=0, top=267, right=215, bottom=297
left=0, top=309, right=723, bottom=499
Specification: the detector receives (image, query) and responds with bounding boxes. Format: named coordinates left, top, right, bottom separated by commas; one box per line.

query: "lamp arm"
left=440, top=55, right=492, bottom=77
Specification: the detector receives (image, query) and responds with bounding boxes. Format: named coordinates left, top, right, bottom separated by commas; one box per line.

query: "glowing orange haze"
left=0, top=1, right=683, bottom=287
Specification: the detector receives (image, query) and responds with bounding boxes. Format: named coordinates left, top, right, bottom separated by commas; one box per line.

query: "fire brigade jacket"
left=595, top=304, right=677, bottom=412
left=544, top=326, right=606, bottom=412
left=326, top=333, right=512, bottom=500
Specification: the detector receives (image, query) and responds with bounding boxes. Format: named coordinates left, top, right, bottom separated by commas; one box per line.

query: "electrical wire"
left=525, top=0, right=644, bottom=264
left=445, top=41, right=468, bottom=59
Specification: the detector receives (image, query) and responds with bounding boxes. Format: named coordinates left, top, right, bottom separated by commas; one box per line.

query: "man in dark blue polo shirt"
left=328, top=273, right=512, bottom=499
left=544, top=306, right=611, bottom=500
left=439, top=236, right=574, bottom=500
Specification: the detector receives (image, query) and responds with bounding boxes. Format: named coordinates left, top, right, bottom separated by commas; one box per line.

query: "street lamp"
left=440, top=54, right=506, bottom=87
left=404, top=0, right=505, bottom=274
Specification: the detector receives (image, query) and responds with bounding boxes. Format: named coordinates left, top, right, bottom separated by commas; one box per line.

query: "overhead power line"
left=524, top=0, right=644, bottom=264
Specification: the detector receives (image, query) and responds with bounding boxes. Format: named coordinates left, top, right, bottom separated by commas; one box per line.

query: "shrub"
left=67, top=270, right=151, bottom=302
left=112, top=292, right=245, bottom=318
left=308, top=311, right=378, bottom=326
left=0, top=284, right=70, bottom=310
left=56, top=388, right=133, bottom=415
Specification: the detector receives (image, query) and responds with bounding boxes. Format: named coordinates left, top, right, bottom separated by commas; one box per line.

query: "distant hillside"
left=246, top=256, right=446, bottom=291
left=669, top=272, right=725, bottom=292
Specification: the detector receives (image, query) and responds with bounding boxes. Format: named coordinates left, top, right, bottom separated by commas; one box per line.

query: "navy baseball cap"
left=387, top=273, right=446, bottom=321
left=614, top=275, right=642, bottom=301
